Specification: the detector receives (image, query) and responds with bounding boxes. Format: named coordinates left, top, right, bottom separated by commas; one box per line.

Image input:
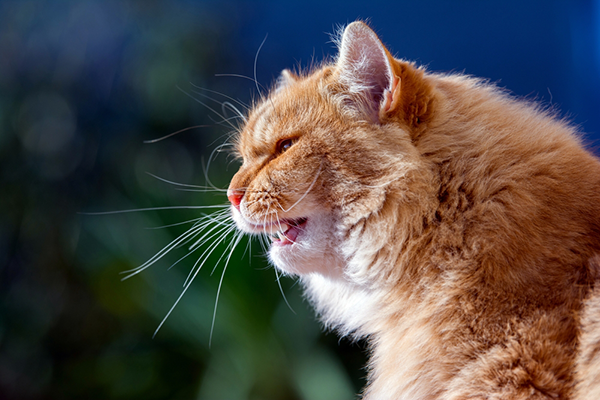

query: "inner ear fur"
left=335, top=21, right=435, bottom=129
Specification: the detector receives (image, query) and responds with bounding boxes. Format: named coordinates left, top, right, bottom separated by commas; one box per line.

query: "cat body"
left=227, top=22, right=600, bottom=399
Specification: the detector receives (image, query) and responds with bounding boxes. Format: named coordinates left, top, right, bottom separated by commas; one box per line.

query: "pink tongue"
left=285, top=225, right=299, bottom=243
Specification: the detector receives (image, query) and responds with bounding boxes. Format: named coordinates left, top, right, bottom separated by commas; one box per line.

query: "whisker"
left=184, top=224, right=237, bottom=287
left=209, top=229, right=246, bottom=348
left=188, top=84, right=250, bottom=112
left=254, top=33, right=268, bottom=98
left=201, top=144, right=233, bottom=193
left=146, top=172, right=227, bottom=192
left=145, top=216, right=205, bottom=230
left=177, top=86, right=239, bottom=131
left=123, top=210, right=230, bottom=278
left=187, top=89, right=248, bottom=125
left=181, top=211, right=232, bottom=251
left=256, top=231, right=269, bottom=254
left=166, top=227, right=227, bottom=273
left=281, top=159, right=323, bottom=213
left=205, top=113, right=245, bottom=126
left=188, top=215, right=234, bottom=253
left=143, top=125, right=213, bottom=144
left=79, top=204, right=229, bottom=216
left=210, top=226, right=242, bottom=275
left=121, top=222, right=208, bottom=279
left=214, top=73, right=267, bottom=94
left=275, top=268, right=296, bottom=314
left=240, top=228, right=253, bottom=261
left=152, top=222, right=237, bottom=339
left=222, top=101, right=248, bottom=124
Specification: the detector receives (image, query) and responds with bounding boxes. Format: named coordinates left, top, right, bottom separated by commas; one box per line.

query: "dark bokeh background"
left=1, top=1, right=599, bottom=399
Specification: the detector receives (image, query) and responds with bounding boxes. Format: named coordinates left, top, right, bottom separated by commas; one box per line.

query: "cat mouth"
left=266, top=217, right=308, bottom=246
left=234, top=210, right=309, bottom=246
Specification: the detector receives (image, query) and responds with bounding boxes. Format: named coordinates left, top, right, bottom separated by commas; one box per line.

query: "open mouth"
left=268, top=217, right=308, bottom=245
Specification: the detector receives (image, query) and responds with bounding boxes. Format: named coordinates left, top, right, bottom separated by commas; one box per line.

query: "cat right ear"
left=336, top=22, right=401, bottom=122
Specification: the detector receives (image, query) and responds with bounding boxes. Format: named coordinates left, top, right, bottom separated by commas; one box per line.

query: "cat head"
left=227, top=22, right=437, bottom=281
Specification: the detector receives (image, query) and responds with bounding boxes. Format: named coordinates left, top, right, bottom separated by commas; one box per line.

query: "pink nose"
left=227, top=188, right=244, bottom=210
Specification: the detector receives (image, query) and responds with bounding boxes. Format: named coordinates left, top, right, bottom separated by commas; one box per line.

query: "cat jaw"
left=229, top=203, right=346, bottom=277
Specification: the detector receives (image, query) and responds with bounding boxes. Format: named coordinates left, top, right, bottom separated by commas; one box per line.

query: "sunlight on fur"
left=222, top=21, right=600, bottom=399
left=143, top=21, right=600, bottom=399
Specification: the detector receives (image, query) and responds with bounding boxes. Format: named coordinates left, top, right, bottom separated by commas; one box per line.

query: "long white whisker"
left=122, top=210, right=230, bottom=278
left=184, top=224, right=237, bottom=287
left=275, top=268, right=296, bottom=314
left=281, top=160, right=323, bottom=213
left=121, top=222, right=208, bottom=279
left=254, top=34, right=268, bottom=98
left=242, top=233, right=252, bottom=262
left=188, top=84, right=250, bottom=112
left=201, top=143, right=234, bottom=193
left=143, top=125, right=213, bottom=144
left=152, top=223, right=237, bottom=339
left=205, top=113, right=245, bottom=126
left=80, top=204, right=228, bottom=216
left=186, top=214, right=232, bottom=251
left=170, top=217, right=233, bottom=270
left=174, top=211, right=231, bottom=250
left=214, top=73, right=263, bottom=88
left=209, top=230, right=245, bottom=348
left=186, top=89, right=248, bottom=125
left=177, top=86, right=238, bottom=131
left=146, top=172, right=227, bottom=192
left=222, top=101, right=247, bottom=124
left=187, top=215, right=234, bottom=251
left=167, top=244, right=204, bottom=272
left=210, top=221, right=248, bottom=276
left=145, top=216, right=205, bottom=230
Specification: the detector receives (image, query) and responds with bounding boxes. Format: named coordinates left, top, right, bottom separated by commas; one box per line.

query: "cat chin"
left=269, top=241, right=344, bottom=277
left=268, top=215, right=345, bottom=278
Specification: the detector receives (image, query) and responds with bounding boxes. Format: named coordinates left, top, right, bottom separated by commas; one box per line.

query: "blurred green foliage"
left=0, top=1, right=365, bottom=399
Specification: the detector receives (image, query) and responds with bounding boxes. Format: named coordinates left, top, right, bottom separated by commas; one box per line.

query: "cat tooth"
left=277, top=231, right=286, bottom=241
left=275, top=223, right=290, bottom=234
left=264, top=222, right=290, bottom=235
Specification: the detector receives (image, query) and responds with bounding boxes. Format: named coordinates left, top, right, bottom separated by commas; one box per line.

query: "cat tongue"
left=270, top=223, right=299, bottom=245
left=284, top=226, right=299, bottom=243
left=270, top=218, right=306, bottom=245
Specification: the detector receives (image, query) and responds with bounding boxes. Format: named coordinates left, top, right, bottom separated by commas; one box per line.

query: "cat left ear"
left=275, top=69, right=299, bottom=92
left=336, top=22, right=401, bottom=122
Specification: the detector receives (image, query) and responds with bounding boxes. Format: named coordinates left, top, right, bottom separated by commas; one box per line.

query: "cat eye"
left=277, top=138, right=295, bottom=154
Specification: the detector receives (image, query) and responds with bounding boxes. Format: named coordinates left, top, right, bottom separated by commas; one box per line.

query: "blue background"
left=1, top=1, right=599, bottom=399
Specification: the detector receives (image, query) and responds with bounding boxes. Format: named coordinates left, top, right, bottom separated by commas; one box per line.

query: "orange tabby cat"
left=227, top=21, right=600, bottom=399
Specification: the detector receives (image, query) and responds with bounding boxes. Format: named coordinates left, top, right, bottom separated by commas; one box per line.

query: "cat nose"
left=227, top=188, right=244, bottom=210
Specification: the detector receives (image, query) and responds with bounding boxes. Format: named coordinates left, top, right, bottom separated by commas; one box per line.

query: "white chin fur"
left=268, top=214, right=344, bottom=277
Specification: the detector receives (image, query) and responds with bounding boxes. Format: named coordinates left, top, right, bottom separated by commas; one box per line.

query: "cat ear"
left=336, top=22, right=401, bottom=122
left=275, top=69, right=299, bottom=92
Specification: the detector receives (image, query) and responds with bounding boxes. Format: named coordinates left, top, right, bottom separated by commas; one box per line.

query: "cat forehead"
left=242, top=74, right=335, bottom=144
left=246, top=96, right=307, bottom=136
